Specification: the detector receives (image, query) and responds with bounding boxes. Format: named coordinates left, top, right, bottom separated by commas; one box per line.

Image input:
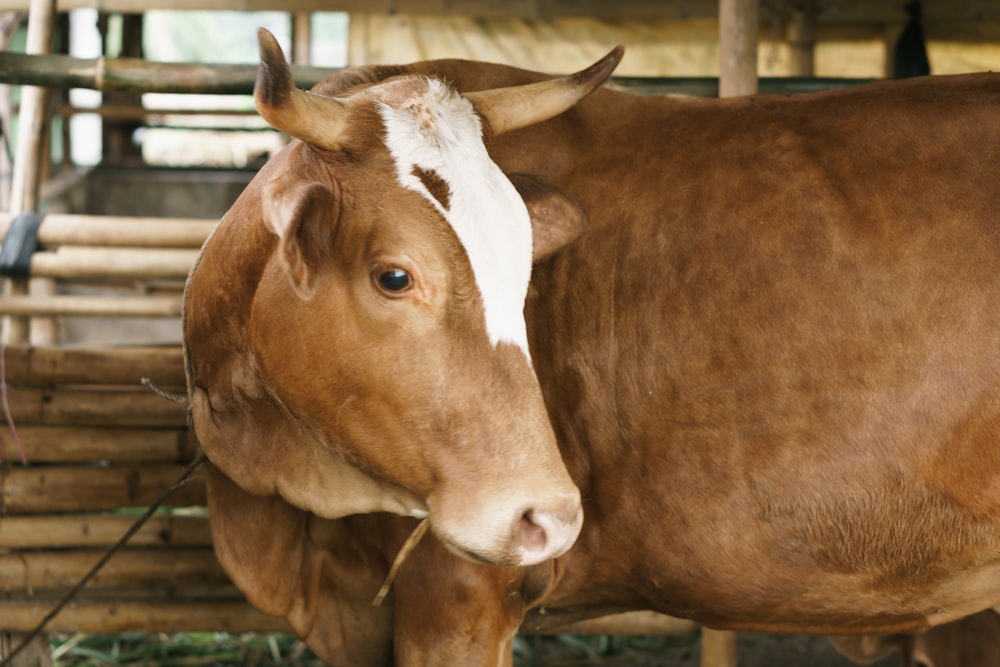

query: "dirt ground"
left=520, top=633, right=899, bottom=666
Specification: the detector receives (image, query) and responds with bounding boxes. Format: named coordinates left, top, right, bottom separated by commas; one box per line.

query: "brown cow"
left=184, top=29, right=620, bottom=664
left=184, top=31, right=1000, bottom=666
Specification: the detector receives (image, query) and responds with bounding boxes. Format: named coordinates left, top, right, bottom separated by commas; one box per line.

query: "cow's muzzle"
left=430, top=485, right=584, bottom=567
left=513, top=493, right=584, bottom=566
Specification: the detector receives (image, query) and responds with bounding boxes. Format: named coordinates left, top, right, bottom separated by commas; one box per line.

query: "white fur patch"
left=379, top=79, right=533, bottom=355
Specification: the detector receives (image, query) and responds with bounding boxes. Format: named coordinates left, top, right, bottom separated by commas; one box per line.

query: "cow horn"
left=254, top=28, right=348, bottom=151
left=466, top=46, right=624, bottom=136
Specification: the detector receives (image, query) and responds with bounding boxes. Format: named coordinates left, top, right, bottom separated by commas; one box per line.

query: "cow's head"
left=185, top=29, right=621, bottom=568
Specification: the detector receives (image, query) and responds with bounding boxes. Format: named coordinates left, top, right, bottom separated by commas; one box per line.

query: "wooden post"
left=3, top=0, right=55, bottom=346
left=701, top=627, right=738, bottom=667
left=99, top=12, right=144, bottom=166
left=718, top=0, right=758, bottom=97
left=56, top=11, right=71, bottom=169
left=347, top=13, right=372, bottom=66
left=291, top=12, right=311, bottom=65
left=786, top=6, right=816, bottom=77
left=0, top=11, right=22, bottom=213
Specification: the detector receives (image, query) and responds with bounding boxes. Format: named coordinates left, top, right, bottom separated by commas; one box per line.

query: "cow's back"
left=506, top=74, right=1000, bottom=633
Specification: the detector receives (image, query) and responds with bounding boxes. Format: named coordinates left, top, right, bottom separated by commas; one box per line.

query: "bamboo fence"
left=0, top=342, right=285, bottom=635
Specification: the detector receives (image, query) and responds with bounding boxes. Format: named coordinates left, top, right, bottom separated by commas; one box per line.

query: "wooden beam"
left=0, top=51, right=335, bottom=93
left=0, top=0, right=724, bottom=18
left=0, top=295, right=183, bottom=318
left=22, top=246, right=199, bottom=280
left=0, top=52, right=870, bottom=96
left=0, top=425, right=195, bottom=463
left=0, top=0, right=991, bottom=21
left=1, top=344, right=185, bottom=385
left=0, top=548, right=228, bottom=593
left=54, top=104, right=260, bottom=119
left=0, top=0, right=994, bottom=24
left=1, top=464, right=205, bottom=512
left=6, top=387, right=187, bottom=427
left=0, top=212, right=215, bottom=248
left=0, top=514, right=211, bottom=549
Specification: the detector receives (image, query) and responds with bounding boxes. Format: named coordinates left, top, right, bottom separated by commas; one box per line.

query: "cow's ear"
left=262, top=180, right=340, bottom=299
left=509, top=173, right=587, bottom=262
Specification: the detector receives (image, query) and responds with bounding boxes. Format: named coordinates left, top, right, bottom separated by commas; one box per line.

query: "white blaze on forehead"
left=378, top=78, right=533, bottom=355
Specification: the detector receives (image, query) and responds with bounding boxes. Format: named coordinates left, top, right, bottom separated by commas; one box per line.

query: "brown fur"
left=190, top=53, right=1000, bottom=665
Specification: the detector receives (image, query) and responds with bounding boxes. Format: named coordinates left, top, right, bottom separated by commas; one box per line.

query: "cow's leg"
left=388, top=527, right=526, bottom=666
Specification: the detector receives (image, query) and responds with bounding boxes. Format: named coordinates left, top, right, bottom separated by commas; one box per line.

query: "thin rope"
left=372, top=518, right=430, bottom=607
left=141, top=376, right=191, bottom=409
left=0, top=451, right=207, bottom=666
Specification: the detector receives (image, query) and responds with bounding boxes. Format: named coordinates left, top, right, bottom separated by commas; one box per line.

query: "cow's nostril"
left=519, top=510, right=548, bottom=553
left=512, top=496, right=583, bottom=565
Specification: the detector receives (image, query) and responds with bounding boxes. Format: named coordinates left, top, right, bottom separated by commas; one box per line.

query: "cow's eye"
left=376, top=268, right=412, bottom=293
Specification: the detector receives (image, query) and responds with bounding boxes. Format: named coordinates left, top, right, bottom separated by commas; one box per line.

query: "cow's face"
left=190, top=29, right=621, bottom=567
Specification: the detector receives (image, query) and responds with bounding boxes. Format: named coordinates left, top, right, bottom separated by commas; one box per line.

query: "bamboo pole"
left=0, top=51, right=336, bottom=94
left=0, top=548, right=228, bottom=592
left=4, top=0, right=56, bottom=346
left=292, top=12, right=312, bottom=66
left=0, top=600, right=290, bottom=633
left=25, top=0, right=58, bottom=348
left=0, top=513, right=211, bottom=548
left=0, top=0, right=938, bottom=21
left=718, top=0, right=759, bottom=98
left=702, top=627, right=738, bottom=667
left=100, top=11, right=144, bottom=165
left=54, top=104, right=260, bottom=119
left=0, top=12, right=22, bottom=213
left=7, top=0, right=52, bottom=225
left=0, top=425, right=196, bottom=463
left=0, top=52, right=869, bottom=97
left=25, top=246, right=199, bottom=280
left=1, top=463, right=205, bottom=512
left=5, top=387, right=188, bottom=427
left=786, top=6, right=817, bottom=77
left=0, top=295, right=183, bottom=318
left=1, top=344, right=184, bottom=385
left=0, top=213, right=216, bottom=248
